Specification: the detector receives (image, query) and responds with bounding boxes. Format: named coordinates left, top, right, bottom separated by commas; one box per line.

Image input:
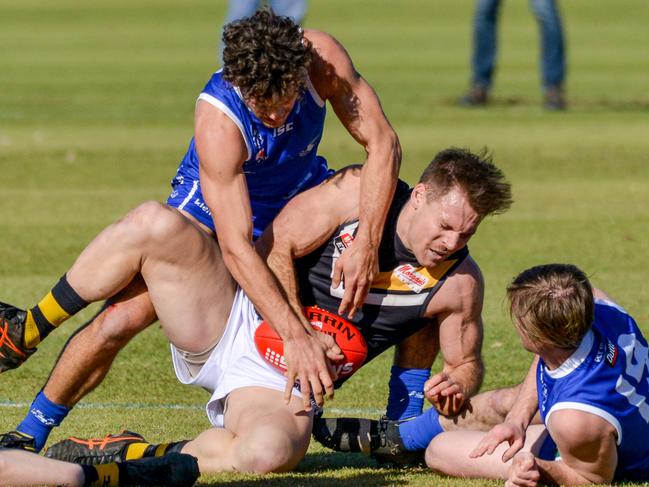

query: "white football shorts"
left=170, top=287, right=300, bottom=427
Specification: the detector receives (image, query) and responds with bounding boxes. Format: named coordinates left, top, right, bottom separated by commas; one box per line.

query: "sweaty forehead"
left=437, top=186, right=472, bottom=209
left=251, top=90, right=299, bottom=108
left=437, top=188, right=480, bottom=227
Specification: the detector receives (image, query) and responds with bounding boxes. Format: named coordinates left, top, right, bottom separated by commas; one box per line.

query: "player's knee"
left=425, top=435, right=446, bottom=472
left=93, top=302, right=152, bottom=346
left=242, top=433, right=300, bottom=473
left=120, top=201, right=181, bottom=246
left=489, top=385, right=520, bottom=418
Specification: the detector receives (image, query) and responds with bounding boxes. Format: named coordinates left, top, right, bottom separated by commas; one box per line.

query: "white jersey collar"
left=544, top=329, right=594, bottom=379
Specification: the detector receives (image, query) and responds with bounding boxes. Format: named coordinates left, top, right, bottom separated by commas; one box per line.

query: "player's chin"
left=260, top=117, right=288, bottom=128
left=423, top=250, right=445, bottom=267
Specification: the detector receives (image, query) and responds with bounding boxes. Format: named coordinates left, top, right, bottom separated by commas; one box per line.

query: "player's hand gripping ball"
left=254, top=306, right=368, bottom=379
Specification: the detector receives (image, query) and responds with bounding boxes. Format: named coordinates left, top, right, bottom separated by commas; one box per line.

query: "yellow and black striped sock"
left=23, top=274, right=88, bottom=348
left=81, top=463, right=120, bottom=487
left=123, top=440, right=189, bottom=460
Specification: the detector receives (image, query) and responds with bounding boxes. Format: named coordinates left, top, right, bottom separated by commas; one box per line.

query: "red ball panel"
left=254, top=306, right=367, bottom=378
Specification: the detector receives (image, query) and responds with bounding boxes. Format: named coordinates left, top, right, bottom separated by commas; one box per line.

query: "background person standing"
left=459, top=0, right=566, bottom=110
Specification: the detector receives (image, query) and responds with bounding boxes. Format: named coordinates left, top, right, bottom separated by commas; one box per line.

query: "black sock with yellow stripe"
left=81, top=463, right=124, bottom=487
left=23, top=274, right=88, bottom=348
left=123, top=440, right=189, bottom=460
left=81, top=453, right=200, bottom=487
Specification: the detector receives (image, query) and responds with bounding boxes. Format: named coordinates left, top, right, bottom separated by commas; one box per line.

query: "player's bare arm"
left=257, top=167, right=362, bottom=313
left=305, top=29, right=401, bottom=318
left=423, top=257, right=485, bottom=416
left=195, top=101, right=336, bottom=411
left=472, top=356, right=540, bottom=462
left=258, top=165, right=362, bottom=314
left=531, top=409, right=618, bottom=485
left=257, top=167, right=362, bottom=405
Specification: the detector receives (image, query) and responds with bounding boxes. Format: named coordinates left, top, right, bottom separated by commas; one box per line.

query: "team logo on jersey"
left=274, top=122, right=294, bottom=137
left=299, top=136, right=319, bottom=157
left=334, top=232, right=355, bottom=254
left=538, top=370, right=549, bottom=412
left=395, top=264, right=429, bottom=293
left=250, top=126, right=266, bottom=163
left=605, top=339, right=618, bottom=367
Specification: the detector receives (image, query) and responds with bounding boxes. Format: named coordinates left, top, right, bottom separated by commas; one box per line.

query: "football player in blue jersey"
left=423, top=264, right=649, bottom=485
left=0, top=9, right=401, bottom=452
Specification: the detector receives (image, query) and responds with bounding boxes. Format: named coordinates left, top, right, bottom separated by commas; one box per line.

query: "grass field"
left=2, top=0, right=649, bottom=485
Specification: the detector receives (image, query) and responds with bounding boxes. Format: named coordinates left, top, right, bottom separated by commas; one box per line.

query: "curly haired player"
left=0, top=8, right=401, bottom=453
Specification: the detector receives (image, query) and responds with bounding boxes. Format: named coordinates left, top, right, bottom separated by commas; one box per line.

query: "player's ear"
left=411, top=183, right=428, bottom=209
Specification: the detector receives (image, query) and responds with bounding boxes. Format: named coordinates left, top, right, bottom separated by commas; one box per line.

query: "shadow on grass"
left=200, top=472, right=409, bottom=486
left=197, top=452, right=428, bottom=486
left=443, top=95, right=649, bottom=112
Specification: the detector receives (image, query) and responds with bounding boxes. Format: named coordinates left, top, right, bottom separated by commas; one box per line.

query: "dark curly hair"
left=419, top=147, right=512, bottom=218
left=222, top=9, right=311, bottom=100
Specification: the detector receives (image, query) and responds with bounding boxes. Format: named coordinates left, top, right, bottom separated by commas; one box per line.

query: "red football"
left=254, top=306, right=368, bottom=379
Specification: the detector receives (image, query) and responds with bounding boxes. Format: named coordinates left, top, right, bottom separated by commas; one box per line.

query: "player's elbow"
left=365, top=130, right=401, bottom=170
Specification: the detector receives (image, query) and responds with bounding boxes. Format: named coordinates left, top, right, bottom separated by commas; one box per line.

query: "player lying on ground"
left=0, top=8, right=401, bottom=452
left=317, top=264, right=649, bottom=485
left=427, top=264, right=649, bottom=485
left=1, top=148, right=510, bottom=474
left=0, top=445, right=199, bottom=487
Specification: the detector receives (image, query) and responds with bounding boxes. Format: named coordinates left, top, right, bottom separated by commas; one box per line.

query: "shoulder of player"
left=304, top=29, right=345, bottom=58
left=194, top=100, right=248, bottom=166
left=547, top=408, right=618, bottom=451
left=324, top=165, right=363, bottom=191
left=546, top=408, right=618, bottom=483
left=444, top=255, right=484, bottom=299
left=425, top=255, right=484, bottom=316
left=304, top=29, right=354, bottom=100
left=288, top=165, right=362, bottom=217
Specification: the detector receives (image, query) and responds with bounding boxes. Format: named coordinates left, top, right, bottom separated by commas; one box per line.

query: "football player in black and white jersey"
left=24, top=148, right=509, bottom=476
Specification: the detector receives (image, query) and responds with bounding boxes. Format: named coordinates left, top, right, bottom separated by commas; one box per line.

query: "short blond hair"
left=507, top=264, right=594, bottom=349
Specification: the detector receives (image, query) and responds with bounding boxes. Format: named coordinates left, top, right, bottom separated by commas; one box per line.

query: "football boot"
left=45, top=430, right=148, bottom=465
left=0, top=302, right=36, bottom=373
left=0, top=430, right=37, bottom=452
left=312, top=415, right=425, bottom=466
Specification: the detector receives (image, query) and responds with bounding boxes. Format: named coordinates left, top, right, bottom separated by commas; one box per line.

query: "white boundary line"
left=0, top=401, right=383, bottom=415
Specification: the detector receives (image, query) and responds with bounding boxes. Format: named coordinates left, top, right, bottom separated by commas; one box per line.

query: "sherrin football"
left=254, top=306, right=368, bottom=379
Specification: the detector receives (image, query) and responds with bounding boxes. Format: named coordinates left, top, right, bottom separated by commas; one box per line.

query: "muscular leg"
left=0, top=448, right=84, bottom=486
left=182, top=387, right=312, bottom=474
left=12, top=202, right=234, bottom=450
left=440, top=385, right=521, bottom=432
left=425, top=424, right=548, bottom=480
left=43, top=277, right=156, bottom=407
left=61, top=201, right=235, bottom=352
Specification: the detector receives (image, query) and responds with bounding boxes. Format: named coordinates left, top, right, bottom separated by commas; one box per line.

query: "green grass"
left=1, top=0, right=649, bottom=485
